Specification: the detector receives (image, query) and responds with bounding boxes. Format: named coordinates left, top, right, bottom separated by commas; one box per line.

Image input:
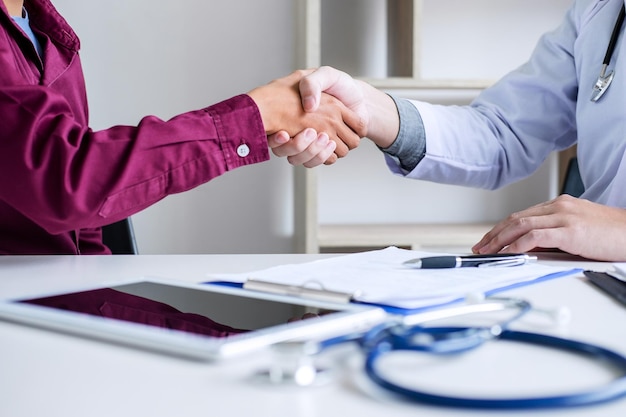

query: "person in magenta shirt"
left=0, top=0, right=366, bottom=255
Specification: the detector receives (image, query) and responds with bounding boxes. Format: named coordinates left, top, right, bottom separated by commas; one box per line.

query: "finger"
left=271, top=128, right=317, bottom=158
left=267, top=131, right=290, bottom=150
left=287, top=132, right=331, bottom=166
left=473, top=217, right=536, bottom=254
left=303, top=137, right=337, bottom=168
left=333, top=106, right=361, bottom=153
left=472, top=217, right=518, bottom=254
left=474, top=211, right=566, bottom=254
left=332, top=132, right=351, bottom=158
left=498, top=226, right=573, bottom=255
left=336, top=128, right=360, bottom=153
left=299, top=67, right=339, bottom=112
left=472, top=200, right=557, bottom=253
left=338, top=101, right=367, bottom=139
left=339, top=106, right=366, bottom=148
left=324, top=152, right=339, bottom=166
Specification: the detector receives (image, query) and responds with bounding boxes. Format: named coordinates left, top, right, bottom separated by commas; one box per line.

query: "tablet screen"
left=1, top=279, right=387, bottom=360
left=19, top=281, right=337, bottom=338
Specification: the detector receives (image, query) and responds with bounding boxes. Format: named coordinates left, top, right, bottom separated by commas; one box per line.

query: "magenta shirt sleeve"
left=0, top=87, right=269, bottom=234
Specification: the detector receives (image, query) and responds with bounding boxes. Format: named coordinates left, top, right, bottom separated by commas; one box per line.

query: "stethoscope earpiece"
left=253, top=341, right=333, bottom=387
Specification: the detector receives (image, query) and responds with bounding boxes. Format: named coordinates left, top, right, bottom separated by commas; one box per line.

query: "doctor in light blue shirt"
left=292, top=0, right=626, bottom=261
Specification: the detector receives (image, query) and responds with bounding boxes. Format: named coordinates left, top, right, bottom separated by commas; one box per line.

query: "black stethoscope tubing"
left=591, top=3, right=626, bottom=101
left=603, top=3, right=625, bottom=67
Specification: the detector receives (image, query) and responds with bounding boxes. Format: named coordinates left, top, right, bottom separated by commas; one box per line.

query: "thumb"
left=299, top=66, right=368, bottom=124
left=299, top=66, right=353, bottom=112
left=299, top=70, right=326, bottom=112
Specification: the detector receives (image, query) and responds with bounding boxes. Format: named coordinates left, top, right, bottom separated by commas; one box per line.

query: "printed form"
left=207, top=247, right=579, bottom=311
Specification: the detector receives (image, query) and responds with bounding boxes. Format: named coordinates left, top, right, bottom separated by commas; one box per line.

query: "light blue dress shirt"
left=386, top=0, right=626, bottom=208
left=12, top=8, right=43, bottom=58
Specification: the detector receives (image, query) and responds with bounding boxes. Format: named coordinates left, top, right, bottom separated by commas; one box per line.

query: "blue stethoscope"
left=358, top=299, right=626, bottom=409
left=591, top=3, right=625, bottom=101
left=261, top=297, right=626, bottom=410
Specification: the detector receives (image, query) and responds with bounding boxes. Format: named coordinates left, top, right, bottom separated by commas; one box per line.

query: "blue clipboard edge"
left=204, top=268, right=582, bottom=316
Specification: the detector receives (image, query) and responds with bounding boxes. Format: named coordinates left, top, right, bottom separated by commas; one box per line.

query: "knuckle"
left=525, top=228, right=543, bottom=243
left=334, top=147, right=348, bottom=158
left=506, top=211, right=522, bottom=224
left=355, top=120, right=368, bottom=137
left=505, top=212, right=532, bottom=232
left=553, top=194, right=577, bottom=210
left=345, top=136, right=360, bottom=150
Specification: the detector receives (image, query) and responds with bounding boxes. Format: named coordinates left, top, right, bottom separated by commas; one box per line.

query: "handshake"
left=248, top=66, right=398, bottom=168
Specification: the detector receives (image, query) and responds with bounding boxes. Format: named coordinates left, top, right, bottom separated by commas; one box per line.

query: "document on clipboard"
left=206, top=247, right=580, bottom=312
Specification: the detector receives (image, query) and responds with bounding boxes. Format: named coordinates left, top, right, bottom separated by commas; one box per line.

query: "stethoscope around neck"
left=591, top=3, right=626, bottom=101
left=257, top=296, right=626, bottom=410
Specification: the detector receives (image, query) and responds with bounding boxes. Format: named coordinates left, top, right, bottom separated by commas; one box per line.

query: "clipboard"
left=205, top=247, right=582, bottom=314
left=243, top=278, right=357, bottom=304
left=206, top=247, right=582, bottom=314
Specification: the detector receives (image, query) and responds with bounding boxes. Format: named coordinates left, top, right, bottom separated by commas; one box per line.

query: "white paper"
left=208, top=247, right=579, bottom=310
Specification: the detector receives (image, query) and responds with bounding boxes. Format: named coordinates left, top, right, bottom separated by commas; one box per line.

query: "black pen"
left=402, top=253, right=537, bottom=269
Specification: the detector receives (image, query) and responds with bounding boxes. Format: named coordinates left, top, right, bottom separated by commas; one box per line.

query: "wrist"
left=360, top=81, right=400, bottom=148
left=247, top=87, right=275, bottom=134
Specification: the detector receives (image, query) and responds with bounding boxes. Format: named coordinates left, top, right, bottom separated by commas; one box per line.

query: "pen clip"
left=607, top=267, right=626, bottom=282
left=477, top=258, right=528, bottom=268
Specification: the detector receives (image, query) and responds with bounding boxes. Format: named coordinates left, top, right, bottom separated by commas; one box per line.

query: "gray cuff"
left=380, top=96, right=426, bottom=172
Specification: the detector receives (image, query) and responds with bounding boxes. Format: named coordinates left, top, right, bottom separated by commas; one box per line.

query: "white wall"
left=53, top=0, right=298, bottom=254
left=51, top=0, right=572, bottom=254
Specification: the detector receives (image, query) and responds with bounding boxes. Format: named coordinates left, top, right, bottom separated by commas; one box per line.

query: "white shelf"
left=365, top=78, right=494, bottom=90
left=318, top=223, right=494, bottom=252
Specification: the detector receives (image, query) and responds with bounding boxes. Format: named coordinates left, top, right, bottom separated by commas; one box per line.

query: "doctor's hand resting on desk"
left=294, top=0, right=626, bottom=262
left=0, top=0, right=364, bottom=255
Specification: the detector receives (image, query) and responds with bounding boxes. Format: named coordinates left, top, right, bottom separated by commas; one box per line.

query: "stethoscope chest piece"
left=591, top=65, right=615, bottom=102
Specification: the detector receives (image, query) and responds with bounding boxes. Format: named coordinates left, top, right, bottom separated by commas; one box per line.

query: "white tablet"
left=0, top=278, right=387, bottom=361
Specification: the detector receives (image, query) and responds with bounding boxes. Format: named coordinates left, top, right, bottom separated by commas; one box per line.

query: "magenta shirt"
left=0, top=1, right=269, bottom=254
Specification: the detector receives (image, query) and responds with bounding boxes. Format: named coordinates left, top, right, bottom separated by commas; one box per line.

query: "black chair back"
left=561, top=157, right=585, bottom=197
left=102, top=218, right=138, bottom=254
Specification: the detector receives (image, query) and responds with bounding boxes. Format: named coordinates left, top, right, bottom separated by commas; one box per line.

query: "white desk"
left=1, top=253, right=626, bottom=417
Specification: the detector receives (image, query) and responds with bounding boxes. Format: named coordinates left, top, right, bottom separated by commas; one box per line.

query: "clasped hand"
left=248, top=68, right=369, bottom=168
